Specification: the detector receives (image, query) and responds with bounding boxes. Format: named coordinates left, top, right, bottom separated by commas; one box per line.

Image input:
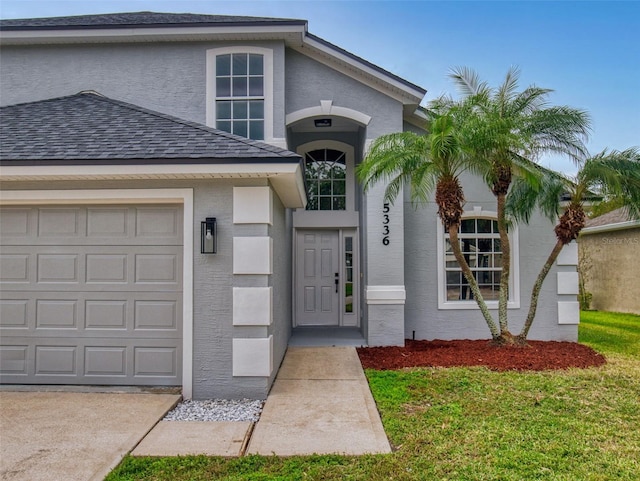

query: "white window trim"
left=436, top=208, right=520, bottom=310
left=0, top=188, right=195, bottom=398
left=206, top=46, right=274, bottom=142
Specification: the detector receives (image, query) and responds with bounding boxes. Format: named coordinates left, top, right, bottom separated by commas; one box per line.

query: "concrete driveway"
left=0, top=391, right=179, bottom=481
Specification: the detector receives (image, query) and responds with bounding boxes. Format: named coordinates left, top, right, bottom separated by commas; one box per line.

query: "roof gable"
left=0, top=92, right=300, bottom=163
left=0, top=11, right=426, bottom=105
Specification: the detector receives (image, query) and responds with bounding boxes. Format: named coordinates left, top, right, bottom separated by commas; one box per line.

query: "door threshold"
left=290, top=327, right=366, bottom=347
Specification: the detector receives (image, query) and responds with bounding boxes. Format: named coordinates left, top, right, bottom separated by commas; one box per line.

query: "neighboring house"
left=0, top=12, right=579, bottom=399
left=579, top=208, right=640, bottom=314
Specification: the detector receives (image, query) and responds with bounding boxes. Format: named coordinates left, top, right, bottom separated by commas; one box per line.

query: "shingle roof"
left=585, top=208, right=636, bottom=229
left=0, top=11, right=306, bottom=30
left=0, top=92, right=301, bottom=164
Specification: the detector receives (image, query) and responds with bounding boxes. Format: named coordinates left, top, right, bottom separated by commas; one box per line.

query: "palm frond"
left=449, top=66, right=489, bottom=97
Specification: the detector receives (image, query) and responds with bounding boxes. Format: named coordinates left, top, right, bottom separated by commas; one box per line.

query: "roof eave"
left=0, top=24, right=308, bottom=45
left=581, top=220, right=640, bottom=235
left=0, top=161, right=308, bottom=209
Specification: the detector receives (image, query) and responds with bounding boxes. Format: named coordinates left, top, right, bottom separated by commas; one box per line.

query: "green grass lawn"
left=107, top=311, right=640, bottom=481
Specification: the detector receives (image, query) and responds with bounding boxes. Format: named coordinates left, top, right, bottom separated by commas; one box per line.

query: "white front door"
left=296, top=230, right=340, bottom=326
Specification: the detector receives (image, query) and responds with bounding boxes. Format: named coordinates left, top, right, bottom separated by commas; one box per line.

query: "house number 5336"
left=382, top=203, right=390, bottom=245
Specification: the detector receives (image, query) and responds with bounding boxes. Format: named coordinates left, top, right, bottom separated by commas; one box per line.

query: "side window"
left=207, top=47, right=272, bottom=142
left=445, top=218, right=502, bottom=301
left=304, top=149, right=347, bottom=211
left=437, top=212, right=520, bottom=309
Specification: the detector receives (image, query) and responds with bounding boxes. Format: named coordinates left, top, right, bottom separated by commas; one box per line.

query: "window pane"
left=216, top=77, right=231, bottom=97
left=478, top=238, right=492, bottom=253
left=319, top=181, right=332, bottom=195
left=232, top=77, right=247, bottom=96
left=233, top=100, right=248, bottom=120
left=319, top=197, right=332, bottom=210
left=492, top=221, right=499, bottom=233
left=345, top=237, right=353, bottom=252
left=447, top=271, right=461, bottom=284
left=249, top=54, right=263, bottom=75
left=333, top=180, right=345, bottom=195
left=216, top=120, right=231, bottom=133
left=249, top=76, right=264, bottom=96
left=232, top=53, right=247, bottom=75
left=461, top=219, right=475, bottom=233
left=477, top=219, right=491, bottom=233
left=493, top=239, right=501, bottom=252
left=216, top=101, right=231, bottom=119
left=333, top=197, right=346, bottom=210
left=332, top=165, right=346, bottom=179
left=249, top=121, right=264, bottom=140
left=216, top=54, right=231, bottom=76
left=249, top=100, right=264, bottom=119
left=461, top=239, right=476, bottom=254
left=233, top=121, right=248, bottom=138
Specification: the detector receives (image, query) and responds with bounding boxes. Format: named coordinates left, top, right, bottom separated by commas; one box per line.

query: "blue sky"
left=2, top=0, right=638, bottom=175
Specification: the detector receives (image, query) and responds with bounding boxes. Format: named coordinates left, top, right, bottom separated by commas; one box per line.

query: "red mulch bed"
left=357, top=339, right=606, bottom=371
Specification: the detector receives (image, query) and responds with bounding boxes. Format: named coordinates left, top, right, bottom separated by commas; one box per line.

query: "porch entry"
left=295, top=229, right=358, bottom=327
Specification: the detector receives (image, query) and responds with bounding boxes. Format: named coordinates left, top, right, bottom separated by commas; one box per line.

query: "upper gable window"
left=215, top=53, right=264, bottom=140
left=206, top=47, right=273, bottom=142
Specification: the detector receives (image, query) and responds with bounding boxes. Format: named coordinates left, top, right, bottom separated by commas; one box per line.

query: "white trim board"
left=0, top=188, right=195, bottom=399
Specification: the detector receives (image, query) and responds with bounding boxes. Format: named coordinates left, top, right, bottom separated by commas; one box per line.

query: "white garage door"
left=0, top=204, right=183, bottom=386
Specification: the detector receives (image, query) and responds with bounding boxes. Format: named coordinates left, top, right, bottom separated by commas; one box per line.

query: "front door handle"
left=335, top=272, right=339, bottom=293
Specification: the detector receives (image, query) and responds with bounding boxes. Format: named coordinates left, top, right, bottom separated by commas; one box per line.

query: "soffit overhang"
left=0, top=162, right=307, bottom=209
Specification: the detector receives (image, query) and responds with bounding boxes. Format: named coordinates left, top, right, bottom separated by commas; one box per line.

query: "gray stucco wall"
left=1, top=177, right=290, bottom=398
left=268, top=192, right=293, bottom=382
left=284, top=49, right=403, bottom=139
left=0, top=40, right=287, bottom=139
left=404, top=171, right=578, bottom=342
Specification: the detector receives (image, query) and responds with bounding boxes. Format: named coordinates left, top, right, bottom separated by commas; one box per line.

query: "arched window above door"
left=304, top=149, right=347, bottom=211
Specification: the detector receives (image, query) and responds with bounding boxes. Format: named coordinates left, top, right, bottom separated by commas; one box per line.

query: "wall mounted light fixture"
left=200, top=217, right=217, bottom=254
left=314, top=118, right=332, bottom=127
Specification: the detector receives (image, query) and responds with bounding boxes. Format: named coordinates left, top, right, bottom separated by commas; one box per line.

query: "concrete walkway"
left=247, top=347, right=391, bottom=456
left=134, top=347, right=390, bottom=458
left=0, top=391, right=180, bottom=481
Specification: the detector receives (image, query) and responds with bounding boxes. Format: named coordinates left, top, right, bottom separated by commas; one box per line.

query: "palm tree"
left=447, top=67, right=591, bottom=343
left=357, top=110, right=501, bottom=339
left=507, top=148, right=640, bottom=341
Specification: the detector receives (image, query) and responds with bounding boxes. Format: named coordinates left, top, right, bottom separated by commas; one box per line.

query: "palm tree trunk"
left=496, top=192, right=512, bottom=338
left=518, top=204, right=585, bottom=341
left=449, top=226, right=501, bottom=340
left=518, top=239, right=565, bottom=341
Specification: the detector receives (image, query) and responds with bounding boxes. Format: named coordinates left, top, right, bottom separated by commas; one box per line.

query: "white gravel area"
left=163, top=399, right=263, bottom=422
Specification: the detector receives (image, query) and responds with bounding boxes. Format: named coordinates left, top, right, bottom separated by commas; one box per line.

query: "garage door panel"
left=86, top=254, right=128, bottom=283
left=2, top=292, right=181, bottom=338
left=0, top=203, right=183, bottom=386
left=0, top=208, right=32, bottom=236
left=0, top=345, right=29, bottom=375
left=0, top=300, right=29, bottom=327
left=1, top=246, right=182, bottom=291
left=36, top=299, right=78, bottom=329
left=38, top=207, right=84, bottom=237
left=87, top=207, right=130, bottom=238
left=0, top=254, right=30, bottom=282
left=1, top=338, right=181, bottom=385
left=37, top=254, right=80, bottom=283
left=1, top=205, right=182, bottom=246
